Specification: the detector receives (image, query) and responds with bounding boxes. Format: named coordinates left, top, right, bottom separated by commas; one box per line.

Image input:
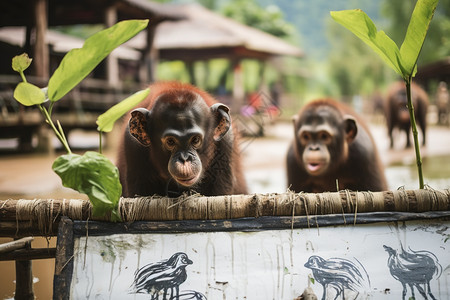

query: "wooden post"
left=24, top=26, right=32, bottom=58
left=258, top=60, right=267, bottom=90
left=14, top=239, right=34, bottom=300
left=231, top=59, right=244, bottom=114
left=34, top=0, right=49, bottom=79
left=203, top=60, right=210, bottom=88
left=53, top=217, right=74, bottom=299
left=186, top=61, right=196, bottom=86
left=139, top=26, right=157, bottom=84
left=105, top=6, right=119, bottom=87
left=149, top=26, right=159, bottom=83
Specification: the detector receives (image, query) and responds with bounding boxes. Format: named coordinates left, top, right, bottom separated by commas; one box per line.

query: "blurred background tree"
left=221, top=0, right=296, bottom=39
left=326, top=15, right=394, bottom=102
left=143, top=0, right=450, bottom=106
left=382, top=0, right=450, bottom=64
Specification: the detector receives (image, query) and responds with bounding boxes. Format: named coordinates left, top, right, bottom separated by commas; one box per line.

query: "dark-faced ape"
left=117, top=81, right=248, bottom=197
left=286, top=99, right=387, bottom=193
left=385, top=81, right=428, bottom=149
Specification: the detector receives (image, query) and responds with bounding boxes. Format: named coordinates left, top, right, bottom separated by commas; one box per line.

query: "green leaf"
left=330, top=9, right=406, bottom=78
left=400, top=0, right=438, bottom=77
left=12, top=53, right=32, bottom=73
left=52, top=151, right=122, bottom=221
left=96, top=88, right=149, bottom=132
left=13, top=82, right=46, bottom=106
left=48, top=19, right=149, bottom=102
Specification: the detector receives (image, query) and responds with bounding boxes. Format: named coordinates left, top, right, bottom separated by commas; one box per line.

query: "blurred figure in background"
left=436, top=81, right=449, bottom=125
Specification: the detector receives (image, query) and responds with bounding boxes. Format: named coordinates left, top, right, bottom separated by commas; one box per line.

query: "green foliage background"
left=133, top=0, right=450, bottom=101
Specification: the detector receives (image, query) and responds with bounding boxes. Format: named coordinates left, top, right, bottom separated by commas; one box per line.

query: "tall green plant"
left=12, top=20, right=149, bottom=220
left=331, top=0, right=438, bottom=189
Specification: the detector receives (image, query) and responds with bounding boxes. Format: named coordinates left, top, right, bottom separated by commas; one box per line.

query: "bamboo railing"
left=1, top=188, right=449, bottom=237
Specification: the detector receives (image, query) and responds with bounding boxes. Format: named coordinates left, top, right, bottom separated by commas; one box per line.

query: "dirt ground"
left=0, top=120, right=450, bottom=299
left=1, top=121, right=450, bottom=199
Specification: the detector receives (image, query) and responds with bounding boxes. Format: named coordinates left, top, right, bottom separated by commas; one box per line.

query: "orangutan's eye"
left=191, top=135, right=202, bottom=148
left=164, top=137, right=177, bottom=150
left=318, top=131, right=332, bottom=144
left=299, top=131, right=311, bottom=144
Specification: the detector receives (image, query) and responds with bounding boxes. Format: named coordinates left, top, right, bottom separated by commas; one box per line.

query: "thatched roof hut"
left=151, top=3, right=303, bottom=60
left=0, top=0, right=184, bottom=82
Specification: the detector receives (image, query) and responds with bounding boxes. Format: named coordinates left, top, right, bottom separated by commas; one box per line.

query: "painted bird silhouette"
left=131, top=252, right=193, bottom=300
left=304, top=255, right=370, bottom=300
left=383, top=245, right=442, bottom=300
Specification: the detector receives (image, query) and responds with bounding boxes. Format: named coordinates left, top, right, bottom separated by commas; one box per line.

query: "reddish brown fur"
left=286, top=98, right=388, bottom=193
left=116, top=81, right=247, bottom=197
left=136, top=81, right=217, bottom=110
left=297, top=98, right=373, bottom=136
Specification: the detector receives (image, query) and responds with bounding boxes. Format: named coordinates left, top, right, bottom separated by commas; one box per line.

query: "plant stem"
left=99, top=131, right=103, bottom=154
left=48, top=101, right=54, bottom=116
left=19, top=70, right=27, bottom=83
left=405, top=79, right=424, bottom=189
left=56, top=120, right=71, bottom=153
left=38, top=104, right=72, bottom=154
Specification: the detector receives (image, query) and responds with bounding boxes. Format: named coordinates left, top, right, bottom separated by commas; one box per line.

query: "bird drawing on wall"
left=383, top=245, right=442, bottom=300
left=304, top=255, right=370, bottom=300
left=130, top=252, right=193, bottom=300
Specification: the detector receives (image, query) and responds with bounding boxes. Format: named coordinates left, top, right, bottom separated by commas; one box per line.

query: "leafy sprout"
left=331, top=0, right=439, bottom=189
left=12, top=19, right=149, bottom=220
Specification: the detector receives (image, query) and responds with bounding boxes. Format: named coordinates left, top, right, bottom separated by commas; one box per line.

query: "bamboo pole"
left=0, top=189, right=449, bottom=237
left=0, top=237, right=34, bottom=254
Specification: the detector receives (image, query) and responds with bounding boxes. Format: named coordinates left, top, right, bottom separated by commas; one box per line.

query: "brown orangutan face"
left=161, top=117, right=205, bottom=187
left=129, top=93, right=231, bottom=187
left=294, top=106, right=357, bottom=176
left=298, top=123, right=334, bottom=176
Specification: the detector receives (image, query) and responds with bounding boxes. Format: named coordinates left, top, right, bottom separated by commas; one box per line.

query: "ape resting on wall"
left=286, top=99, right=387, bottom=193
left=117, top=81, right=248, bottom=197
left=385, top=81, right=428, bottom=149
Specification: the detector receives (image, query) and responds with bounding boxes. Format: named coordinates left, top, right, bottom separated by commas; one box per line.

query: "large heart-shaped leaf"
left=330, top=9, right=406, bottom=77
left=48, top=19, right=148, bottom=101
left=97, top=88, right=149, bottom=132
left=52, top=151, right=122, bottom=220
left=13, top=82, right=46, bottom=106
left=399, top=0, right=438, bottom=77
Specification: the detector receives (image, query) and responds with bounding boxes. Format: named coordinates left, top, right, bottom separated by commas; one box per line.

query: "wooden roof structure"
left=0, top=0, right=304, bottom=119
left=0, top=27, right=142, bottom=61
left=128, top=3, right=304, bottom=61
left=0, top=0, right=182, bottom=27
left=124, top=3, right=304, bottom=112
left=0, top=0, right=184, bottom=83
left=0, top=1, right=302, bottom=84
